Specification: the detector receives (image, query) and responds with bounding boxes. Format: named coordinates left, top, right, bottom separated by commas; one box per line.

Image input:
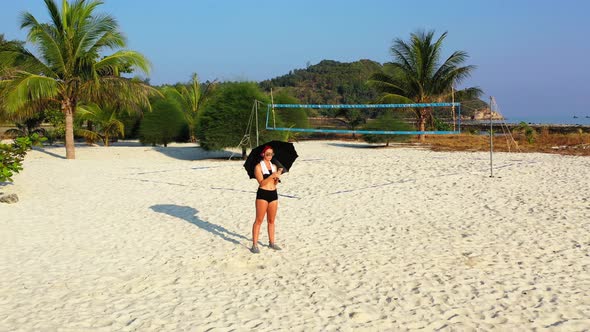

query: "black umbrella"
left=243, top=141, right=298, bottom=179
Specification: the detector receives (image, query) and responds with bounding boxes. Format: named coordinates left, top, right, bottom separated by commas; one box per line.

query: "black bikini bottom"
left=256, top=188, right=278, bottom=203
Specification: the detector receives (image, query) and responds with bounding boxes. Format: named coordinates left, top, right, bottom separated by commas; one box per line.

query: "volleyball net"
left=266, top=103, right=462, bottom=135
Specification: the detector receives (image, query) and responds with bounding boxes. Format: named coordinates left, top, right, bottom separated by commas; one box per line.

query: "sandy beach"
left=1, top=140, right=589, bottom=331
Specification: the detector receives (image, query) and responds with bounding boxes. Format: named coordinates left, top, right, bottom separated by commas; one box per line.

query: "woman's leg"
left=266, top=200, right=279, bottom=244
left=252, top=199, right=268, bottom=247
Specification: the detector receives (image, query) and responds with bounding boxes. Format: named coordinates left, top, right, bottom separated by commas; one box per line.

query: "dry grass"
left=413, top=132, right=590, bottom=156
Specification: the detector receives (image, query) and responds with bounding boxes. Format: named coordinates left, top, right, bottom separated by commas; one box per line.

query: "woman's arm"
left=254, top=164, right=280, bottom=186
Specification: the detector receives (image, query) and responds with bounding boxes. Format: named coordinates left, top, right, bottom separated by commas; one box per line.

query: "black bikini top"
left=260, top=161, right=276, bottom=179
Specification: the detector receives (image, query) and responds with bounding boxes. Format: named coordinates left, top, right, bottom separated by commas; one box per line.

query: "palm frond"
left=454, top=87, right=484, bottom=101
left=4, top=128, right=25, bottom=137
left=89, top=29, right=125, bottom=52
left=75, top=14, right=123, bottom=60
left=43, top=0, right=64, bottom=33
left=432, top=51, right=469, bottom=83
left=76, top=102, right=101, bottom=118
left=76, top=102, right=125, bottom=139
left=80, top=76, right=159, bottom=112
left=0, top=71, right=60, bottom=114
left=75, top=128, right=102, bottom=141
left=188, top=73, right=200, bottom=113
left=94, top=50, right=150, bottom=76
left=20, top=13, right=67, bottom=74
left=0, top=47, right=56, bottom=78
left=376, top=94, right=415, bottom=107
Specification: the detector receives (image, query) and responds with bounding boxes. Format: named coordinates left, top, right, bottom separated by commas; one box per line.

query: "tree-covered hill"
left=259, top=59, right=485, bottom=118
left=259, top=59, right=383, bottom=105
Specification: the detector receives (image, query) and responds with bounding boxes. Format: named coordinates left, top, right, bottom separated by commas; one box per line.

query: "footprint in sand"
left=347, top=309, right=379, bottom=323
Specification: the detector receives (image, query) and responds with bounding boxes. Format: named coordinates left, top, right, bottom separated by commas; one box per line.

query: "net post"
left=489, top=97, right=494, bottom=178
left=458, top=104, right=462, bottom=133
left=266, top=104, right=271, bottom=130
left=255, top=100, right=259, bottom=146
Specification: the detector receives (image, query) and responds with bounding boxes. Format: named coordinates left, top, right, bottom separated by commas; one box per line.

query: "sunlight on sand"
left=1, top=141, right=589, bottom=330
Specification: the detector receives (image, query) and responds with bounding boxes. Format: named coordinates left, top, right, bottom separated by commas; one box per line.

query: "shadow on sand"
left=326, top=142, right=382, bottom=149
left=32, top=140, right=240, bottom=161
left=111, top=140, right=238, bottom=161
left=150, top=204, right=249, bottom=245
left=326, top=142, right=411, bottom=149
left=150, top=146, right=235, bottom=161
left=33, top=147, right=67, bottom=159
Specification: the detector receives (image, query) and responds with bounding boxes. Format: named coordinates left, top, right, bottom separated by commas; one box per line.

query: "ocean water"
left=464, top=115, right=590, bottom=126
left=501, top=115, right=590, bottom=125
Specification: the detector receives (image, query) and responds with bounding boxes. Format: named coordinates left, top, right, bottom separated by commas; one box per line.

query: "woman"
left=251, top=146, right=283, bottom=254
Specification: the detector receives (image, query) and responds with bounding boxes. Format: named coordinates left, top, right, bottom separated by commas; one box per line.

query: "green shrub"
left=517, top=121, right=536, bottom=144
left=433, top=117, right=452, bottom=131
left=196, top=82, right=282, bottom=157
left=0, top=133, right=45, bottom=182
left=139, top=97, right=188, bottom=147
left=362, top=111, right=413, bottom=146
left=44, top=109, right=66, bottom=139
left=272, top=91, right=309, bottom=141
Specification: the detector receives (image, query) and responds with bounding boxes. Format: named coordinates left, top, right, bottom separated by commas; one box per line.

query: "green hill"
left=259, top=59, right=382, bottom=105
left=259, top=59, right=484, bottom=119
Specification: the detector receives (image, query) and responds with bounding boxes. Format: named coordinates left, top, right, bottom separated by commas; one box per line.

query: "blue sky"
left=1, top=0, right=589, bottom=121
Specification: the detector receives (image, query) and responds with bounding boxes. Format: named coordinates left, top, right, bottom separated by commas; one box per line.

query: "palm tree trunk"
left=63, top=100, right=76, bottom=159
left=419, top=108, right=427, bottom=142
left=86, top=120, right=94, bottom=144
left=189, top=124, right=197, bottom=143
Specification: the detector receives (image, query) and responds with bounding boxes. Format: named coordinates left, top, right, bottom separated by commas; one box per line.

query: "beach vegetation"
left=76, top=103, right=125, bottom=146
left=139, top=94, right=188, bottom=147
left=433, top=117, right=452, bottom=131
left=162, top=73, right=217, bottom=143
left=42, top=109, right=66, bottom=145
left=118, top=111, right=142, bottom=140
left=336, top=108, right=367, bottom=136
left=260, top=58, right=485, bottom=120
left=0, top=133, right=45, bottom=182
left=271, top=91, right=309, bottom=141
left=421, top=129, right=590, bottom=156
left=260, top=59, right=382, bottom=110
left=362, top=111, right=412, bottom=146
left=368, top=30, right=482, bottom=142
left=272, top=91, right=309, bottom=130
left=514, top=121, right=537, bottom=143
left=0, top=0, right=156, bottom=159
left=3, top=112, right=47, bottom=138
left=196, top=82, right=282, bottom=158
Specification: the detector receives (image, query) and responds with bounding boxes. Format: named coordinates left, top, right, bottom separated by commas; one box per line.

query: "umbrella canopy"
left=243, top=141, right=298, bottom=179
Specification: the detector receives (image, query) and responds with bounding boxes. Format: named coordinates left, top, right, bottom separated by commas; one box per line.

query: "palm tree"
left=4, top=113, right=47, bottom=138
left=163, top=73, right=217, bottom=142
left=368, top=30, right=482, bottom=141
left=76, top=103, right=124, bottom=146
left=0, top=0, right=155, bottom=159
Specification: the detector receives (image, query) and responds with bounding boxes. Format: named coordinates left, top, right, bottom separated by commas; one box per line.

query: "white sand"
left=1, top=140, right=589, bottom=331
